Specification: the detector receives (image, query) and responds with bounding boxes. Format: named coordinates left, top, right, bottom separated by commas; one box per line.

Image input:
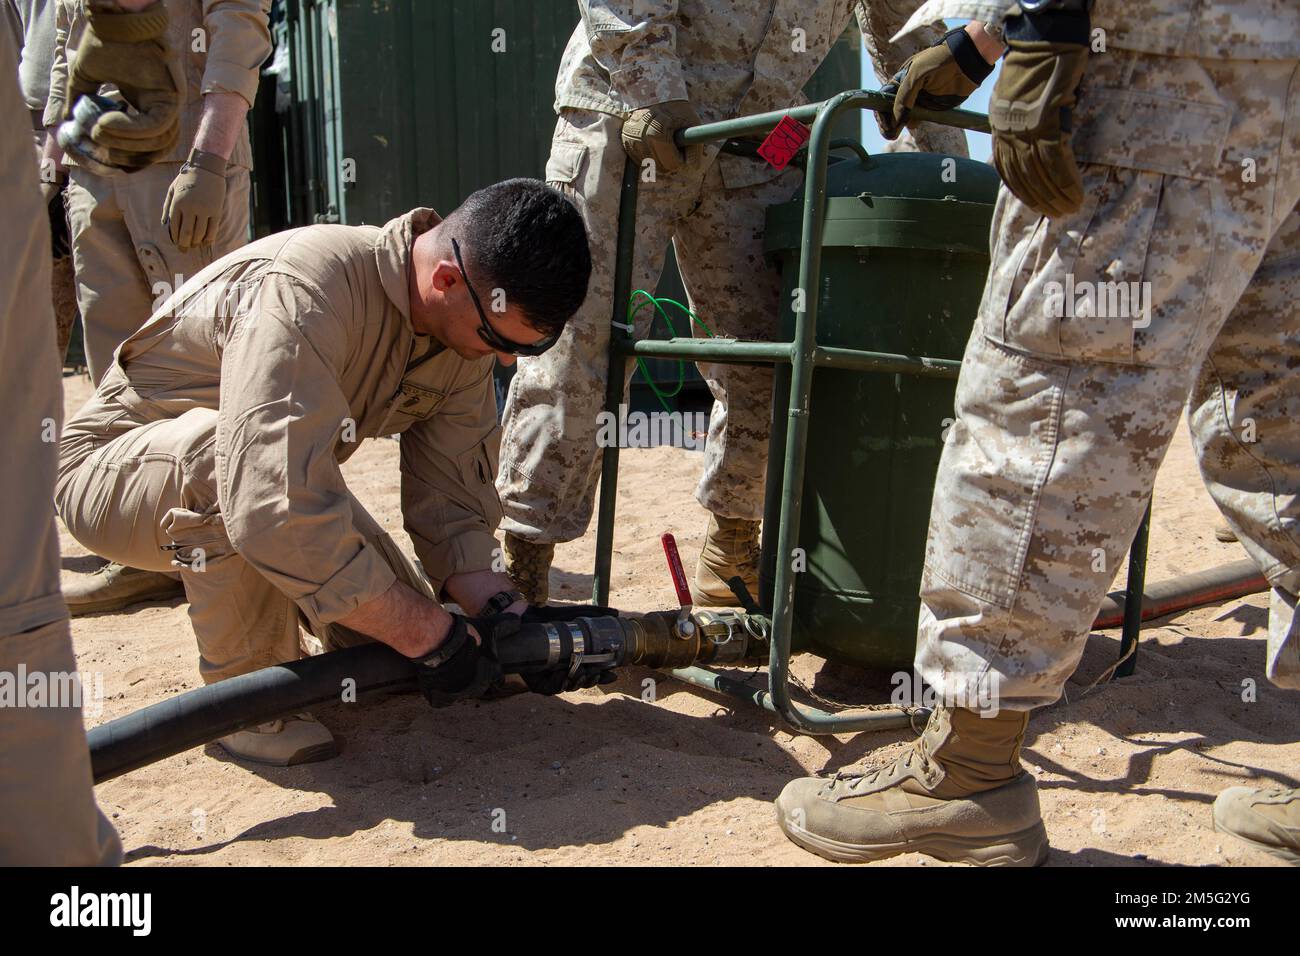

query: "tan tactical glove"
left=64, top=0, right=182, bottom=163
left=162, top=149, right=227, bottom=251
left=877, top=27, right=994, bottom=140
left=620, top=100, right=702, bottom=174
left=989, top=11, right=1090, bottom=218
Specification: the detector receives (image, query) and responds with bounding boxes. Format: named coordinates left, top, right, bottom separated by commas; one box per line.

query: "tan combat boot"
left=692, top=514, right=761, bottom=607
left=503, top=532, right=554, bottom=605
left=217, top=713, right=337, bottom=767
left=1213, top=787, right=1300, bottom=864
left=63, top=561, right=185, bottom=616
left=775, top=706, right=1047, bottom=866
left=1214, top=522, right=1238, bottom=543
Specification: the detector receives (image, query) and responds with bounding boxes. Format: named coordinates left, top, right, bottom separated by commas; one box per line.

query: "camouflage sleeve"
left=853, top=0, right=949, bottom=83
left=579, top=0, right=689, bottom=110
left=42, top=0, right=68, bottom=127
left=201, top=0, right=271, bottom=108
left=889, top=0, right=1017, bottom=43
left=852, top=0, right=971, bottom=157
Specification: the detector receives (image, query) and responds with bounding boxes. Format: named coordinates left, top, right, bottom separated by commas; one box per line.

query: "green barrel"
left=760, top=150, right=999, bottom=670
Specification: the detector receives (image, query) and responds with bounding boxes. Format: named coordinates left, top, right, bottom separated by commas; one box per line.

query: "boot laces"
left=833, top=744, right=935, bottom=793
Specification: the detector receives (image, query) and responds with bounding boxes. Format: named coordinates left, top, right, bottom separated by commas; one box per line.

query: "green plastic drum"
left=760, top=150, right=999, bottom=670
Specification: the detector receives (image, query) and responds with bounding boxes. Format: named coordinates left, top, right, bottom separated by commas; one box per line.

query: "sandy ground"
left=57, top=372, right=1297, bottom=867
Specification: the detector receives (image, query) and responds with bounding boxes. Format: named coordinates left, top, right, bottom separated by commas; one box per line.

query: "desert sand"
left=57, top=373, right=1296, bottom=866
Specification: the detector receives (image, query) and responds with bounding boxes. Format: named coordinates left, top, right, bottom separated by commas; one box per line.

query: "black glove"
left=518, top=606, right=620, bottom=695
left=411, top=613, right=514, bottom=707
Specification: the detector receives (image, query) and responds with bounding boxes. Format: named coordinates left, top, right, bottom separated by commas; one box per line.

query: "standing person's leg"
left=64, top=166, right=151, bottom=386
left=1188, top=208, right=1300, bottom=863
left=670, top=162, right=800, bottom=604
left=1188, top=208, right=1300, bottom=691
left=496, top=109, right=698, bottom=602
left=31, top=127, right=78, bottom=363
left=776, top=52, right=1300, bottom=865
left=61, top=162, right=250, bottom=614
left=0, top=42, right=120, bottom=865
left=68, top=162, right=252, bottom=385
left=119, top=161, right=252, bottom=294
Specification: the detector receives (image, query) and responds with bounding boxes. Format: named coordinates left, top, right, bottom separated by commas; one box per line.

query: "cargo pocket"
left=922, top=336, right=1068, bottom=609
left=160, top=506, right=233, bottom=573
left=457, top=426, right=504, bottom=527
left=545, top=141, right=588, bottom=192
left=991, top=84, right=1229, bottom=369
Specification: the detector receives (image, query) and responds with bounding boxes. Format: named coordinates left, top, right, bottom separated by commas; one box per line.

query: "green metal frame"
left=591, top=90, right=1148, bottom=734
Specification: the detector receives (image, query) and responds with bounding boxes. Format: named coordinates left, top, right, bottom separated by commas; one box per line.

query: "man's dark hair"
left=446, top=178, right=591, bottom=338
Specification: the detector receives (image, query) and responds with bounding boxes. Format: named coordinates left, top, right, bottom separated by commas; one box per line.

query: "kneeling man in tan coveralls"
left=55, top=178, right=592, bottom=765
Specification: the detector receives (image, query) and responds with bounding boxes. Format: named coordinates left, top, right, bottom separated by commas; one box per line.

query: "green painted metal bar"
left=675, top=92, right=990, bottom=145
left=594, top=90, right=1162, bottom=737
left=667, top=666, right=915, bottom=732
left=812, top=345, right=961, bottom=378
left=615, top=338, right=793, bottom=363
left=591, top=159, right=641, bottom=606
left=1115, top=502, right=1153, bottom=679
left=613, top=338, right=963, bottom=381
left=592, top=89, right=977, bottom=735
left=763, top=90, right=871, bottom=734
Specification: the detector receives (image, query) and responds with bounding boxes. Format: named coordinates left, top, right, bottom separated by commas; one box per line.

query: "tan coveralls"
left=56, top=210, right=504, bottom=684
left=0, top=29, right=120, bottom=865
left=497, top=0, right=968, bottom=543
left=47, top=0, right=270, bottom=384
left=892, top=0, right=1300, bottom=708
left=5, top=0, right=78, bottom=361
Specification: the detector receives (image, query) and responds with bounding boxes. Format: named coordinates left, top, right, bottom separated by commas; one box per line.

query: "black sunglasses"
left=451, top=238, right=558, bottom=357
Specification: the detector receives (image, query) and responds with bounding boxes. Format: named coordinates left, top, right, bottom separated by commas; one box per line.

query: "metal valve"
left=659, top=532, right=696, bottom=640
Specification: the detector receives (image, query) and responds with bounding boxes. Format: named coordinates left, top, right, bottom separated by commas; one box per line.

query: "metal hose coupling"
left=496, top=609, right=767, bottom=683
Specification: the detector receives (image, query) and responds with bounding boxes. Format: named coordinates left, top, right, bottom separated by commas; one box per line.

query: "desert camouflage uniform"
left=498, top=0, right=967, bottom=543
left=0, top=29, right=120, bottom=865
left=47, top=0, right=269, bottom=384
left=895, top=0, right=1300, bottom=708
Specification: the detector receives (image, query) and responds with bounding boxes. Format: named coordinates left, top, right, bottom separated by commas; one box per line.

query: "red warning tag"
left=757, top=115, right=811, bottom=170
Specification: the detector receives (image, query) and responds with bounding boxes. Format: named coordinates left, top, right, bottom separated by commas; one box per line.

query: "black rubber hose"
left=88, top=644, right=418, bottom=783
left=88, top=620, right=611, bottom=784
left=90, top=561, right=1269, bottom=785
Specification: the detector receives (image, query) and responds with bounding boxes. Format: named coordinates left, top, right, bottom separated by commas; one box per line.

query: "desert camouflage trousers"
left=916, top=51, right=1300, bottom=710
left=497, top=109, right=800, bottom=542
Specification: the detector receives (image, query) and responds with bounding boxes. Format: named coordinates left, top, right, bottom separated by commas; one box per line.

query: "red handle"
left=660, top=533, right=693, bottom=608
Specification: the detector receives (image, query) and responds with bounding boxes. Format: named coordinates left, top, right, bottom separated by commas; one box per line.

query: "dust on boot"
left=63, top=561, right=186, bottom=616
left=503, top=532, right=554, bottom=606
left=692, top=513, right=761, bottom=607
left=217, top=712, right=337, bottom=767
left=1213, top=786, right=1300, bottom=864
left=775, top=706, right=1047, bottom=866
